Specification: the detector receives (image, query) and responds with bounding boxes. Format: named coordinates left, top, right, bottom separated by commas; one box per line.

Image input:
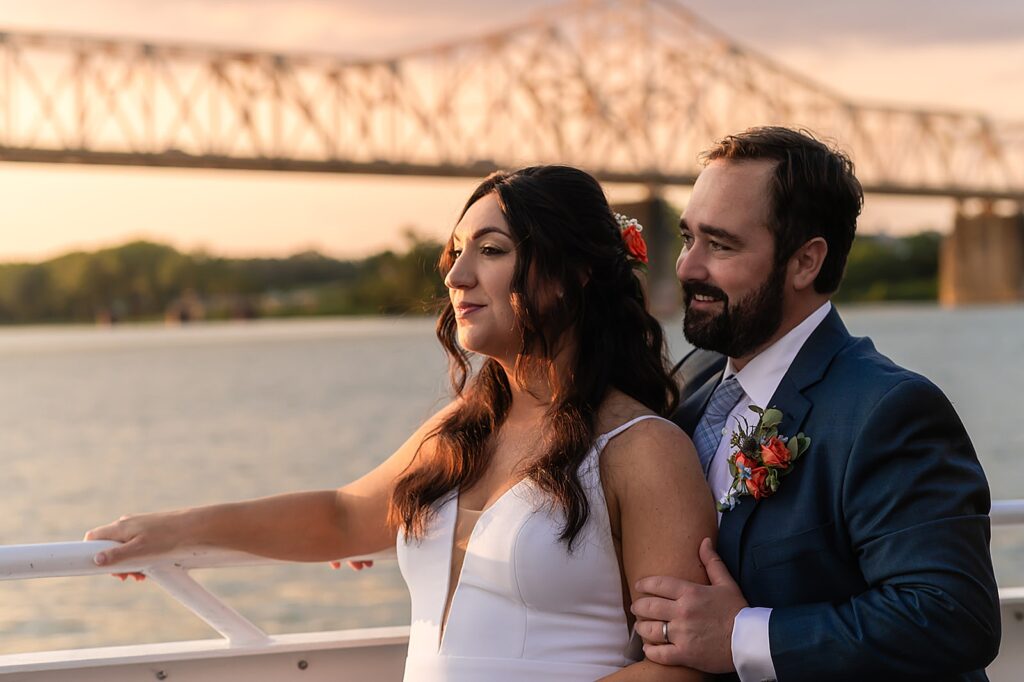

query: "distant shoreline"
left=8, top=299, right=1024, bottom=332
left=0, top=232, right=945, bottom=325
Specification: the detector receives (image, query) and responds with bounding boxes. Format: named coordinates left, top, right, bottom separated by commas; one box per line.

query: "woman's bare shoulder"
left=596, top=390, right=698, bottom=481
left=596, top=392, right=716, bottom=557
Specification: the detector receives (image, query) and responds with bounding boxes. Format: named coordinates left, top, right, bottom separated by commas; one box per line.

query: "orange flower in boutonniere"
left=717, top=406, right=810, bottom=512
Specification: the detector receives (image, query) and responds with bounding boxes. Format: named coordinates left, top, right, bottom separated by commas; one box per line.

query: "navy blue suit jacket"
left=671, top=307, right=1000, bottom=681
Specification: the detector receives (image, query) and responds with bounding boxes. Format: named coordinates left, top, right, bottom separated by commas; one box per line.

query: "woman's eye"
left=481, top=245, right=504, bottom=256
left=449, top=248, right=462, bottom=259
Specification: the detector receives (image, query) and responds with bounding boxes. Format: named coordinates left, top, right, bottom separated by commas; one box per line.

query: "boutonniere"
left=717, top=406, right=811, bottom=512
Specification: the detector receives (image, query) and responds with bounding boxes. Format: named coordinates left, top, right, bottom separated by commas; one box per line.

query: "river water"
left=2, top=305, right=1022, bottom=653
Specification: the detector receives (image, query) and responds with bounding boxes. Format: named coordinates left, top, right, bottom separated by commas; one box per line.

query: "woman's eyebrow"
left=454, top=226, right=511, bottom=244
left=471, top=226, right=512, bottom=240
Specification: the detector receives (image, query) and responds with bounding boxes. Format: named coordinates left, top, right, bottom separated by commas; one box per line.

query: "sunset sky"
left=0, top=0, right=1021, bottom=262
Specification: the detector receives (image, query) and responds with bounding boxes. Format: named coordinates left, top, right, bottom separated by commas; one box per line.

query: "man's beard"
left=682, top=264, right=786, bottom=358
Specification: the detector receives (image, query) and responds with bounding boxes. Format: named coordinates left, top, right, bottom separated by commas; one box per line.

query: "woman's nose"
left=445, top=253, right=474, bottom=289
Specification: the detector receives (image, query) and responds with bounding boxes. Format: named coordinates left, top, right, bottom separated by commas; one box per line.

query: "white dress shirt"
left=706, top=301, right=832, bottom=682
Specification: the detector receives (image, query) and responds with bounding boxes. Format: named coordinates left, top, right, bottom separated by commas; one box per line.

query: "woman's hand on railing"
left=83, top=510, right=189, bottom=576
left=115, top=572, right=147, bottom=581
left=329, top=559, right=374, bottom=571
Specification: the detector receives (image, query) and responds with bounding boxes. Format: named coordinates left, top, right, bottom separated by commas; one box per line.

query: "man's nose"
left=676, top=245, right=707, bottom=283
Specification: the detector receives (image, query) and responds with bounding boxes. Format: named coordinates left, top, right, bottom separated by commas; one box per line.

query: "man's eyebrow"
left=701, top=225, right=744, bottom=246
left=678, top=218, right=744, bottom=246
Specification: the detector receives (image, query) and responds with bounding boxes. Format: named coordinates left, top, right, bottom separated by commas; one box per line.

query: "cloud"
left=0, top=0, right=560, bottom=55
left=0, top=0, right=1019, bottom=54
left=680, top=0, right=1024, bottom=48
left=771, top=37, right=1024, bottom=120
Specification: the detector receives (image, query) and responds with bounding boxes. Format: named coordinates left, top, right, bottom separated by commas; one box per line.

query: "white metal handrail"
left=991, top=500, right=1024, bottom=525
left=0, top=501, right=1019, bottom=649
left=0, top=541, right=393, bottom=647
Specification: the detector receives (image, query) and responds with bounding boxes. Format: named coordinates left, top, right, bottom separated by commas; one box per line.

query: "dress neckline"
left=435, top=414, right=669, bottom=652
left=439, top=477, right=532, bottom=651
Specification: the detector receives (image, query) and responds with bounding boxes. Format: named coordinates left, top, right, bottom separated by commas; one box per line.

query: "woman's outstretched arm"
left=84, top=402, right=457, bottom=567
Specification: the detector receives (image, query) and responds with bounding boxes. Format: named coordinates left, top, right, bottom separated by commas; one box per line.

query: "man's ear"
left=789, top=237, right=828, bottom=291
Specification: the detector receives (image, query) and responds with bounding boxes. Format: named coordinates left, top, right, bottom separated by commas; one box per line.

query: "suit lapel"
left=718, top=307, right=851, bottom=574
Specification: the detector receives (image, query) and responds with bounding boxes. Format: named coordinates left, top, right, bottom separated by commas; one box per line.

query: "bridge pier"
left=939, top=204, right=1024, bottom=306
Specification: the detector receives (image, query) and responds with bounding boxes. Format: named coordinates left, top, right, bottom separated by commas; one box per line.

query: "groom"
left=631, top=127, right=1001, bottom=681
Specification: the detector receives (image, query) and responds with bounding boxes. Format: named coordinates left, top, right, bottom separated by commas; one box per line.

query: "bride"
left=86, top=165, right=716, bottom=681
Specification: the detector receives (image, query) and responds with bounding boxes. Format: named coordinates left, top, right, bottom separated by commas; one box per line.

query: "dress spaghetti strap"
left=598, top=414, right=677, bottom=442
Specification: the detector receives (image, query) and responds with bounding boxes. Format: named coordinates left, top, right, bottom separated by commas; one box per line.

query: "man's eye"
left=709, top=241, right=728, bottom=251
left=680, top=234, right=694, bottom=248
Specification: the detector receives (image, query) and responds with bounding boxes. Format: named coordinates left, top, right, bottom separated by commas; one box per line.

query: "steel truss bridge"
left=0, top=0, right=1021, bottom=201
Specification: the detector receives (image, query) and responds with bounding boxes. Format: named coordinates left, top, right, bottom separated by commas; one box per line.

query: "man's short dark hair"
left=701, top=126, right=864, bottom=293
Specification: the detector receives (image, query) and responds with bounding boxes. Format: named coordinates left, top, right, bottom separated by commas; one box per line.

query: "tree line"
left=835, top=232, right=941, bottom=302
left=0, top=232, right=447, bottom=324
left=0, top=231, right=940, bottom=324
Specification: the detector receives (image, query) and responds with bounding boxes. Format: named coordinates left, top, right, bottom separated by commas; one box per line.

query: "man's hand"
left=631, top=537, right=748, bottom=673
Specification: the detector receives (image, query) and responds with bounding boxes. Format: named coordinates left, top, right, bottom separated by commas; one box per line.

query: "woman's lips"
left=455, top=303, right=484, bottom=318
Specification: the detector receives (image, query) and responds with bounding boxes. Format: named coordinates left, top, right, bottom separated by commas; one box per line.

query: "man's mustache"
left=682, top=281, right=728, bottom=304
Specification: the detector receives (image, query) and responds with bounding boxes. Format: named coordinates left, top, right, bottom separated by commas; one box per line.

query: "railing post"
left=146, top=565, right=271, bottom=646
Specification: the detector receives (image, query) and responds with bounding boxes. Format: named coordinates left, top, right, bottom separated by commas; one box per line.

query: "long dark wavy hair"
left=388, top=165, right=678, bottom=549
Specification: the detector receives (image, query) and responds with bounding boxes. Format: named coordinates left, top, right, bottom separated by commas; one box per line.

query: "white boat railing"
left=0, top=541, right=395, bottom=648
left=0, top=501, right=1022, bottom=678
left=991, top=499, right=1024, bottom=525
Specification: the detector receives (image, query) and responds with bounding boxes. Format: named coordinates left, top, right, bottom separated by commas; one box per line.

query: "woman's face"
left=445, top=193, right=520, bottom=362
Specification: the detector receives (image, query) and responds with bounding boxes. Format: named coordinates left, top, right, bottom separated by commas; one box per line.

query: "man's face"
left=676, top=159, right=787, bottom=359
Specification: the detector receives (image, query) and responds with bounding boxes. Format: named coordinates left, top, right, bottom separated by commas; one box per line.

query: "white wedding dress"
left=397, top=415, right=668, bottom=681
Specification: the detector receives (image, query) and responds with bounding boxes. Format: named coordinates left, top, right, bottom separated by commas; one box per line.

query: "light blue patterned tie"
left=693, top=376, right=745, bottom=476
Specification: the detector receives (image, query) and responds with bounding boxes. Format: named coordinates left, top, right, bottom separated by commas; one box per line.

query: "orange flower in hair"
left=614, top=213, right=649, bottom=266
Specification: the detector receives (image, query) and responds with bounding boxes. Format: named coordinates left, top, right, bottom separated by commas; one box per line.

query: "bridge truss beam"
left=0, top=0, right=1021, bottom=200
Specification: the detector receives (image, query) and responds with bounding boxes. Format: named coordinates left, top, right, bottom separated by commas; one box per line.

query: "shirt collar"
left=723, top=301, right=832, bottom=409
